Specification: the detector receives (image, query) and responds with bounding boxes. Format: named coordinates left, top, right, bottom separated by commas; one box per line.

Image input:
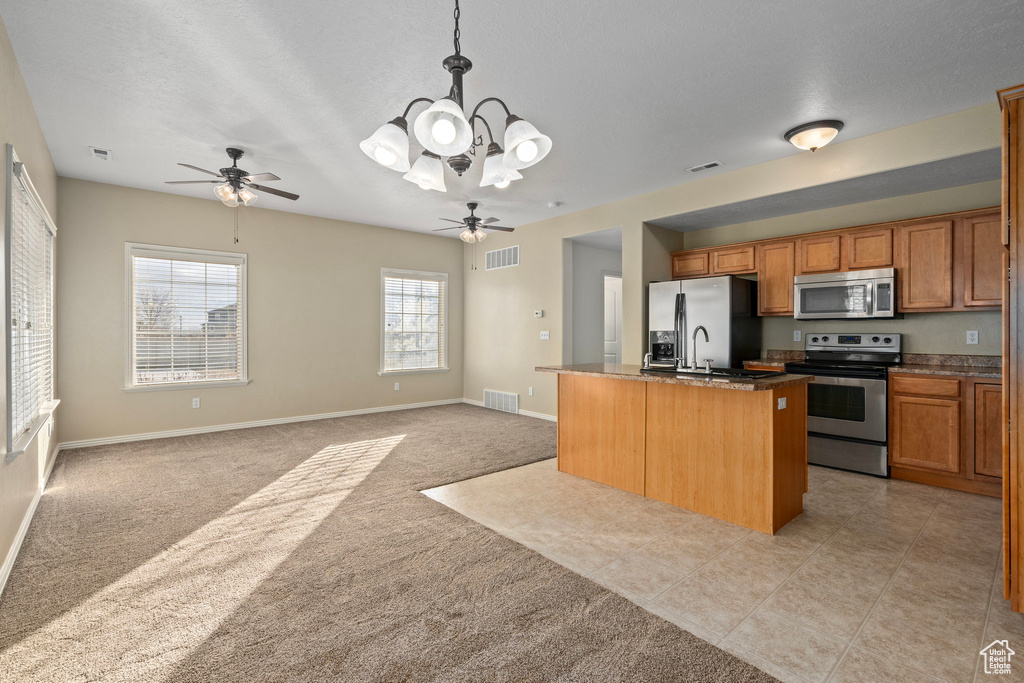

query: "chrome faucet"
left=643, top=352, right=652, bottom=369
left=691, top=326, right=710, bottom=372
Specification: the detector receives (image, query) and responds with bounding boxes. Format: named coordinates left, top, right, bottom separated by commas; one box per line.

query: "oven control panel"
left=805, top=333, right=901, bottom=352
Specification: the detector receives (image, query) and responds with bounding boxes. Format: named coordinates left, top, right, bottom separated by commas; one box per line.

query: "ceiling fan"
left=166, top=147, right=300, bottom=207
left=434, top=202, right=513, bottom=243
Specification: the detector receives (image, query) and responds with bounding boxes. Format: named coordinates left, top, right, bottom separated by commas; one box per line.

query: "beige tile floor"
left=423, top=459, right=1023, bottom=683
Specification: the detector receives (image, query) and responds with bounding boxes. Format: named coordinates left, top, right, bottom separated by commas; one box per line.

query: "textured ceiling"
left=650, top=149, right=1002, bottom=232
left=2, top=0, right=1024, bottom=235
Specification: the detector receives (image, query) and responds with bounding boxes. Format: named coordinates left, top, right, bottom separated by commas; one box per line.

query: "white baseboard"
left=0, top=444, right=59, bottom=599
left=462, top=397, right=556, bottom=422
left=58, top=398, right=465, bottom=450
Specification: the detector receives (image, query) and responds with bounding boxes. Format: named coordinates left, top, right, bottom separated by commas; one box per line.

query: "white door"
left=603, top=275, right=623, bottom=364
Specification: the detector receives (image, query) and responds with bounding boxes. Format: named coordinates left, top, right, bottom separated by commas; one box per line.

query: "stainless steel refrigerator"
left=647, top=276, right=761, bottom=368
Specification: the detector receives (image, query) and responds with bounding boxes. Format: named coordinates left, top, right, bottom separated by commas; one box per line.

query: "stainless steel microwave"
left=793, top=268, right=896, bottom=320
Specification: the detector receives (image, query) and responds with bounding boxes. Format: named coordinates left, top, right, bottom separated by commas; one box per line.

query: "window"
left=126, top=244, right=247, bottom=389
left=381, top=269, right=447, bottom=374
left=6, top=146, right=58, bottom=454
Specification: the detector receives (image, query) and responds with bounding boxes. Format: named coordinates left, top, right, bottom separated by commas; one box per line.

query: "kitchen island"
left=536, top=364, right=811, bottom=534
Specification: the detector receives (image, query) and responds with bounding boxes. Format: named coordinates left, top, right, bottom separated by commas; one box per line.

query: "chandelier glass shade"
left=359, top=0, right=551, bottom=192
left=403, top=152, right=447, bottom=192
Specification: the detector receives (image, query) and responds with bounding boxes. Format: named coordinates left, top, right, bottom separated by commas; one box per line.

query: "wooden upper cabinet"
left=844, top=228, right=893, bottom=270
left=758, top=241, right=795, bottom=315
left=710, top=245, right=757, bottom=274
left=796, top=235, right=841, bottom=274
left=963, top=212, right=1005, bottom=307
left=973, top=382, right=1003, bottom=479
left=672, top=251, right=709, bottom=279
left=898, top=220, right=954, bottom=310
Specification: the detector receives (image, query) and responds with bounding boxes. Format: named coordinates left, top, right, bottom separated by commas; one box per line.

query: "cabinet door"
left=758, top=242, right=795, bottom=315
left=891, top=394, right=961, bottom=474
left=796, top=235, right=841, bottom=274
left=844, top=228, right=893, bottom=270
left=963, top=213, right=1005, bottom=307
left=672, top=251, right=709, bottom=279
left=711, top=246, right=756, bottom=274
left=974, top=383, right=1003, bottom=479
left=898, top=220, right=954, bottom=310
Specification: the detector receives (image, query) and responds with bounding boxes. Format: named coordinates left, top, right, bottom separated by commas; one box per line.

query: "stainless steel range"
left=784, top=333, right=902, bottom=477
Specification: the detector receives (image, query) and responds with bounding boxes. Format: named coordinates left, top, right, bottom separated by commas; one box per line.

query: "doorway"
left=603, top=275, right=623, bottom=364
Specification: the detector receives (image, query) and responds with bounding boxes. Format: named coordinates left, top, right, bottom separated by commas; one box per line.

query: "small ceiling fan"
left=166, top=147, right=300, bottom=207
left=434, top=202, right=513, bottom=243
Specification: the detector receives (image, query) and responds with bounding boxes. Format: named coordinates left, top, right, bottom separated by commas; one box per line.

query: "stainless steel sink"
left=641, top=366, right=786, bottom=380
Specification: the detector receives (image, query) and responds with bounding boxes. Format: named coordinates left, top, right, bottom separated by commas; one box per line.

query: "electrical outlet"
left=793, top=330, right=802, bottom=342
left=529, top=386, right=534, bottom=396
left=777, top=397, right=787, bottom=410
left=192, top=398, right=200, bottom=409
left=540, top=331, right=550, bottom=340
left=534, top=310, right=544, bottom=318
left=394, top=382, right=400, bottom=391
left=967, top=330, right=979, bottom=345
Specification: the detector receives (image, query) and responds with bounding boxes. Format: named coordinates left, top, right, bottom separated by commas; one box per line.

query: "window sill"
left=124, top=379, right=252, bottom=393
left=377, top=368, right=449, bottom=376
left=7, top=399, right=60, bottom=463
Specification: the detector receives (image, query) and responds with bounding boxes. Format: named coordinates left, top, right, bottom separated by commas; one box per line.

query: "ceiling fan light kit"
left=784, top=119, right=844, bottom=151
left=434, top=201, right=515, bottom=245
left=360, top=0, right=551, bottom=191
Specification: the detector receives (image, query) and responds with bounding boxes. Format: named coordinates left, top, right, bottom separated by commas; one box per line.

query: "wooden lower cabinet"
left=888, top=373, right=1001, bottom=496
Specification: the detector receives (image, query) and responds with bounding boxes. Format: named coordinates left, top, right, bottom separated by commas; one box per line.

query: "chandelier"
left=359, top=0, right=552, bottom=192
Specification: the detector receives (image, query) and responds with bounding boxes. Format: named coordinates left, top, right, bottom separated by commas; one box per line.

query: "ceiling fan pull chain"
left=234, top=205, right=239, bottom=244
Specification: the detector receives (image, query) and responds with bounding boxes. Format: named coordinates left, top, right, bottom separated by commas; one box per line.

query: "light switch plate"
left=394, top=382, right=400, bottom=390
left=529, top=387, right=534, bottom=396
left=777, top=397, right=787, bottom=410
left=192, top=398, right=200, bottom=409
left=534, top=310, right=544, bottom=318
left=793, top=330, right=802, bottom=342
left=967, top=330, right=979, bottom=345
left=540, top=331, right=550, bottom=340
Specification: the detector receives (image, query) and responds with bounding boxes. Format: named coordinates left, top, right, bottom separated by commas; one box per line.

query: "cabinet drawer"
left=711, top=246, right=756, bottom=274
left=672, top=251, right=709, bottom=278
left=891, top=374, right=961, bottom=398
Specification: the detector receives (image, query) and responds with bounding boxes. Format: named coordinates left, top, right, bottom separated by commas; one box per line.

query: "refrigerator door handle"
left=674, top=292, right=687, bottom=369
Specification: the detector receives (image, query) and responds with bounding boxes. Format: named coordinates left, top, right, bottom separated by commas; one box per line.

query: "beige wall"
left=0, top=13, right=59, bottom=586
left=56, top=178, right=464, bottom=444
left=463, top=104, right=1002, bottom=418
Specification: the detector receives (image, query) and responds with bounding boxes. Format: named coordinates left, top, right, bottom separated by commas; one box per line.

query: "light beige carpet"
left=0, top=404, right=774, bottom=682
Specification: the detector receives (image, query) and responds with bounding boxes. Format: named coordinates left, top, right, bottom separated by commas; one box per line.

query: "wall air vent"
left=687, top=161, right=722, bottom=173
left=89, top=146, right=112, bottom=161
left=483, top=389, right=519, bottom=414
left=485, top=245, right=520, bottom=270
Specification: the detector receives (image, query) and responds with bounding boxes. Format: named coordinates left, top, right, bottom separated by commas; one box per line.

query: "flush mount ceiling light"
left=359, top=0, right=551, bottom=191
left=784, top=120, right=845, bottom=152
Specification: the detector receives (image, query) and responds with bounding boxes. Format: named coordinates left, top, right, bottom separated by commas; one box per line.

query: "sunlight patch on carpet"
left=0, top=435, right=405, bottom=683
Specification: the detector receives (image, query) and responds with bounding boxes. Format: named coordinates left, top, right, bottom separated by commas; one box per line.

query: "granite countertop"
left=535, top=363, right=812, bottom=392
left=743, top=352, right=1002, bottom=379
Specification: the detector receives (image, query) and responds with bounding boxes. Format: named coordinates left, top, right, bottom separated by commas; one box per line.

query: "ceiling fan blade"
left=247, top=183, right=300, bottom=201
left=439, top=218, right=465, bottom=224
left=243, top=172, right=281, bottom=183
left=165, top=180, right=221, bottom=184
left=433, top=225, right=468, bottom=231
left=483, top=226, right=514, bottom=232
left=480, top=217, right=500, bottom=224
left=177, top=163, right=222, bottom=177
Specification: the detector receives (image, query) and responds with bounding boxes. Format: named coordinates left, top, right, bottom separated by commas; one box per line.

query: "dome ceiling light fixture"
left=359, top=0, right=551, bottom=191
left=784, top=120, right=845, bottom=152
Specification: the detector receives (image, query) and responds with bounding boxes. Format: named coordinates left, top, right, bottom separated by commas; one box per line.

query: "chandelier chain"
left=453, top=0, right=461, bottom=54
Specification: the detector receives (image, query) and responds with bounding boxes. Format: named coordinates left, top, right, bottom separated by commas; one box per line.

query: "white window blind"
left=7, top=149, right=56, bottom=452
left=381, top=269, right=447, bottom=373
left=127, top=244, right=247, bottom=388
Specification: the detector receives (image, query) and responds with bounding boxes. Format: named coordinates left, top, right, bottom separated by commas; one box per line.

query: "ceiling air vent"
left=687, top=161, right=722, bottom=173
left=89, top=146, right=112, bottom=161
left=485, top=245, right=519, bottom=271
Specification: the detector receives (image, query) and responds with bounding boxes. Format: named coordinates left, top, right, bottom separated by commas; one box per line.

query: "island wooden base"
left=557, top=373, right=807, bottom=534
